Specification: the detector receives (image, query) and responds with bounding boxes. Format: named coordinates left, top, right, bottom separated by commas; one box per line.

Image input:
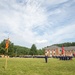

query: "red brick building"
left=45, top=46, right=75, bottom=57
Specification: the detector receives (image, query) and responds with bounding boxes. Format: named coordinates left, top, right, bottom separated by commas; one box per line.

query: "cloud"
left=47, top=0, right=68, bottom=4
left=48, top=24, right=75, bottom=44
left=0, top=0, right=75, bottom=49
left=36, top=39, right=48, bottom=44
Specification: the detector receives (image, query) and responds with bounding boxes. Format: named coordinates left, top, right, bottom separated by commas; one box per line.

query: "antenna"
left=8, top=32, right=9, bottom=38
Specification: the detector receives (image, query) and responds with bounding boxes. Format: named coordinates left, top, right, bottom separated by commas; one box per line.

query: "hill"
left=51, top=42, right=75, bottom=47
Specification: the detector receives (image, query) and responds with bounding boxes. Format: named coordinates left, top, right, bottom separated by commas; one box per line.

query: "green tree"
left=0, top=39, right=6, bottom=54
left=14, top=45, right=30, bottom=56
left=37, top=48, right=45, bottom=55
left=0, top=39, right=6, bottom=48
left=0, top=39, right=14, bottom=56
left=8, top=43, right=15, bottom=57
left=29, top=44, right=37, bottom=55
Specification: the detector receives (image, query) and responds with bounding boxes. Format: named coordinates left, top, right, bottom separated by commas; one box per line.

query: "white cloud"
left=36, top=39, right=48, bottom=44
left=47, top=0, right=68, bottom=5
left=0, top=0, right=75, bottom=49
left=47, top=24, right=75, bottom=44
left=0, top=0, right=48, bottom=46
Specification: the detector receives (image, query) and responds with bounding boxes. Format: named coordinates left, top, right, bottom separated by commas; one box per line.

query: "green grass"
left=0, top=58, right=75, bottom=75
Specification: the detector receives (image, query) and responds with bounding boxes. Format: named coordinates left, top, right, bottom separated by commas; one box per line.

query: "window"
left=60, top=50, right=61, bottom=52
left=54, top=53, right=55, bottom=55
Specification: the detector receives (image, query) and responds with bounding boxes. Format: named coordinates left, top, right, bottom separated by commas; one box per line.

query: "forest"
left=53, top=42, right=75, bottom=47
left=0, top=39, right=44, bottom=57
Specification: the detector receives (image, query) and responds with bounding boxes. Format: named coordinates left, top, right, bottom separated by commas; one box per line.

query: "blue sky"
left=0, top=0, right=75, bottom=49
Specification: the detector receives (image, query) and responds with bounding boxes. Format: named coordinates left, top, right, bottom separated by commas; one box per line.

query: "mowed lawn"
left=0, top=58, right=75, bottom=75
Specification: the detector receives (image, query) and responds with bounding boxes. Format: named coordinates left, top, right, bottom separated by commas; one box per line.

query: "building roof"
left=45, top=46, right=61, bottom=50
left=64, top=46, right=75, bottom=50
left=45, top=46, right=75, bottom=51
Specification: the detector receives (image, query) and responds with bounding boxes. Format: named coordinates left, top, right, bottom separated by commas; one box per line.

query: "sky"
left=0, top=0, right=75, bottom=49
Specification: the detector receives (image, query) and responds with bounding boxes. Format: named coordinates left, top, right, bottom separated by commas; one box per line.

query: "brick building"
left=45, top=46, right=75, bottom=57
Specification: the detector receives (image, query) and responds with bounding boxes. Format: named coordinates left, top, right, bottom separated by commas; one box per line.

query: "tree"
left=0, top=39, right=14, bottom=56
left=37, top=48, right=45, bottom=55
left=8, top=43, right=15, bottom=57
left=0, top=39, right=6, bottom=48
left=14, top=45, right=30, bottom=56
left=0, top=39, right=6, bottom=54
left=29, top=44, right=37, bottom=55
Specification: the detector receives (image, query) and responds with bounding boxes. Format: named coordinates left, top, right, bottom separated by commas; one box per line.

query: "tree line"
left=0, top=39, right=45, bottom=57
left=0, top=39, right=75, bottom=57
left=53, top=42, right=75, bottom=47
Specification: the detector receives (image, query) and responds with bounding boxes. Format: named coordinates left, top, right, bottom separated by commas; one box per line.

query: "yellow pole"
left=5, top=48, right=8, bottom=70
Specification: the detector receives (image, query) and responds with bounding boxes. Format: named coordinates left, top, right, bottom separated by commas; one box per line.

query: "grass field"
left=0, top=58, right=75, bottom=75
